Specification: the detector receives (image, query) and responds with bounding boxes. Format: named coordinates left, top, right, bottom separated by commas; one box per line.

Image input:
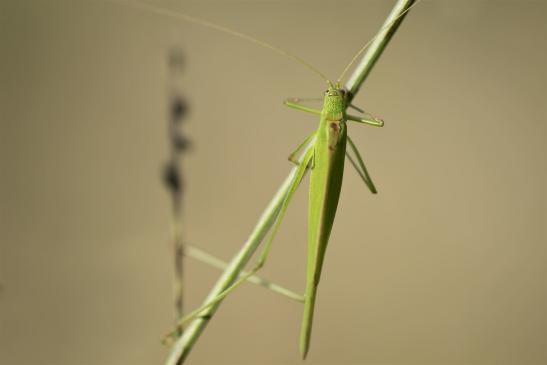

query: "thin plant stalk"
left=164, top=48, right=190, bottom=327
left=165, top=1, right=417, bottom=364
left=345, top=0, right=417, bottom=103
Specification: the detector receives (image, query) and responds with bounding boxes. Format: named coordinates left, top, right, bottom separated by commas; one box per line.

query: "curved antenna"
left=115, top=0, right=331, bottom=85
left=336, top=0, right=420, bottom=84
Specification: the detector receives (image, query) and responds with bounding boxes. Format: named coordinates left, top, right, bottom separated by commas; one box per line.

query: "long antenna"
left=336, top=0, right=420, bottom=84
left=113, top=0, right=331, bottom=85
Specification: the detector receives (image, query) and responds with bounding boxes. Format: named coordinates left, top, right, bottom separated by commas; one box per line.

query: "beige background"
left=1, top=1, right=545, bottom=364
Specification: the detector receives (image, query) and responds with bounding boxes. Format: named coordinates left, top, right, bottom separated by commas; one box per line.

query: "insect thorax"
left=322, top=87, right=346, bottom=121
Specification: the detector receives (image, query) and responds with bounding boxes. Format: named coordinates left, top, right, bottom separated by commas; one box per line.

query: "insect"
left=119, top=0, right=419, bottom=359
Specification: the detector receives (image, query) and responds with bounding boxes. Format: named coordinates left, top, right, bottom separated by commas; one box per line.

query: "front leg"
left=347, top=113, right=384, bottom=127
left=284, top=97, right=322, bottom=115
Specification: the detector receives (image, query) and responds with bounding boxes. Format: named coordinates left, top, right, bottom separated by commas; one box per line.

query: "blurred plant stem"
left=165, top=1, right=417, bottom=364
left=164, top=48, right=190, bottom=328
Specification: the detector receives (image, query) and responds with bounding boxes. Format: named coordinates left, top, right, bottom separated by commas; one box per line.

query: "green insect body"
left=301, top=87, right=347, bottom=357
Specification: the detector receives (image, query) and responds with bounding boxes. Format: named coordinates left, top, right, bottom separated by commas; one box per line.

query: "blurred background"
left=1, top=1, right=545, bottom=364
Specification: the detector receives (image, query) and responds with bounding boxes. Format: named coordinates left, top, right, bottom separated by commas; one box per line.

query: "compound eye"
left=324, top=90, right=329, bottom=95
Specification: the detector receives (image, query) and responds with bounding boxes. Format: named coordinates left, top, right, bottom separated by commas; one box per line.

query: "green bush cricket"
left=116, top=0, right=419, bottom=358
